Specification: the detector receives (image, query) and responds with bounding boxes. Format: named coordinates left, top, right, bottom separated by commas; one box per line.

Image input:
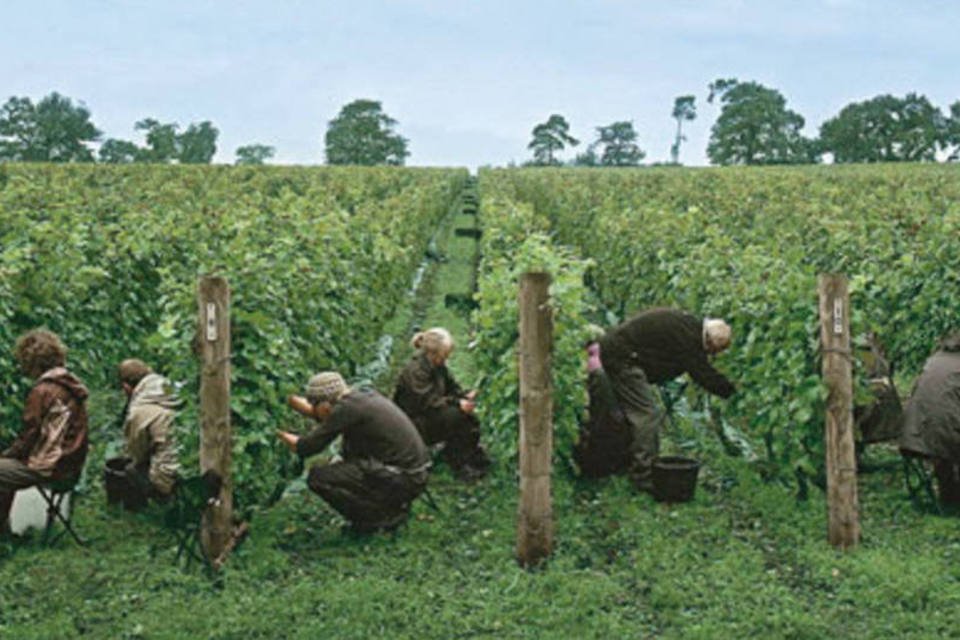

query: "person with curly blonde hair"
left=393, top=328, right=491, bottom=481
left=1, top=329, right=89, bottom=534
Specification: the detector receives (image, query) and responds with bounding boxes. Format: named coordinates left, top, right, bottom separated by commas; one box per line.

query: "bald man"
left=574, top=308, right=735, bottom=492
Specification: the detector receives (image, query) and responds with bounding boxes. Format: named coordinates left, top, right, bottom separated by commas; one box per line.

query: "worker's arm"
left=287, top=394, right=314, bottom=418
left=3, top=385, right=45, bottom=459
left=684, top=353, right=736, bottom=399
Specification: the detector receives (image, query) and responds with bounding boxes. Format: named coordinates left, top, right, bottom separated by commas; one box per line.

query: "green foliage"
left=571, top=147, right=600, bottom=167
left=325, top=99, right=409, bottom=166
left=527, top=114, right=579, bottom=166
left=707, top=78, right=814, bottom=165
left=133, top=118, right=180, bottom=162
left=100, top=119, right=220, bottom=164
left=98, top=138, right=140, bottom=164
left=0, top=164, right=467, bottom=510
left=4, top=165, right=960, bottom=638
left=671, top=95, right=697, bottom=165
left=177, top=121, right=219, bottom=164
left=590, top=121, right=645, bottom=167
left=948, top=101, right=960, bottom=161
left=473, top=174, right=593, bottom=466
left=0, top=92, right=101, bottom=162
left=819, top=93, right=949, bottom=163
left=117, top=118, right=219, bottom=164
left=481, top=165, right=960, bottom=488
left=235, top=144, right=276, bottom=166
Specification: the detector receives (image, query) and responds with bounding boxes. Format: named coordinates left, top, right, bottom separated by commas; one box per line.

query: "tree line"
left=0, top=94, right=406, bottom=166
left=2, top=83, right=958, bottom=167
left=527, top=78, right=960, bottom=166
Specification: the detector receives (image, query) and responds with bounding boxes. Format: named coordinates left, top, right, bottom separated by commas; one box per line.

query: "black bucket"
left=651, top=456, right=701, bottom=503
left=104, top=457, right=146, bottom=511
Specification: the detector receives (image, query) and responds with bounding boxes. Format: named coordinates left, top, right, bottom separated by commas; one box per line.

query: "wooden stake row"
left=197, top=271, right=860, bottom=573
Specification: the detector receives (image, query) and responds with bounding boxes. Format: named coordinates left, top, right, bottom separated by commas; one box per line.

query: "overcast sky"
left=2, top=1, right=957, bottom=167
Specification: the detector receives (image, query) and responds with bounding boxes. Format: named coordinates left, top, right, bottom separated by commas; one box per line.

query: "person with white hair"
left=278, top=371, right=430, bottom=534
left=574, top=308, right=735, bottom=492
left=393, top=328, right=491, bottom=481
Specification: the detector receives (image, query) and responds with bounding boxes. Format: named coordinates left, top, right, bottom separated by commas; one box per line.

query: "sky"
left=2, top=1, right=958, bottom=167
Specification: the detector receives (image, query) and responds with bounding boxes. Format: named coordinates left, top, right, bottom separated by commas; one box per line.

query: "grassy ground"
left=3, top=439, right=959, bottom=638
left=4, top=190, right=960, bottom=638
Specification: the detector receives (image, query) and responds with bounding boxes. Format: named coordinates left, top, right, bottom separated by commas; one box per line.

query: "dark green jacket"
left=900, top=346, right=960, bottom=461
left=393, top=353, right=464, bottom=430
left=297, top=389, right=428, bottom=471
left=599, top=308, right=735, bottom=398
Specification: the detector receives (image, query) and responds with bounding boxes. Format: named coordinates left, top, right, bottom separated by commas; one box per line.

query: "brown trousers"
left=0, top=457, right=49, bottom=529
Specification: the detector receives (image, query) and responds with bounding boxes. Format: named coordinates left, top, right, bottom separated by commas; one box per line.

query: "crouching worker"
left=899, top=332, right=960, bottom=506
left=105, top=359, right=180, bottom=510
left=574, top=309, right=735, bottom=492
left=1, top=330, right=89, bottom=535
left=278, top=372, right=430, bottom=534
left=394, top=328, right=491, bottom=480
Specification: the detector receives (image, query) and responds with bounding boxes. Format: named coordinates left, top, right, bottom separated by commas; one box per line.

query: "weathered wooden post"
left=517, top=272, right=553, bottom=567
left=818, top=274, right=860, bottom=550
left=198, top=276, right=233, bottom=567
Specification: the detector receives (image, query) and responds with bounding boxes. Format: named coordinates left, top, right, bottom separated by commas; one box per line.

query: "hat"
left=304, top=371, right=350, bottom=404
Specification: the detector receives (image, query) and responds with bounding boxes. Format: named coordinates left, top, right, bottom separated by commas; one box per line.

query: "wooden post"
left=517, top=272, right=553, bottom=567
left=818, top=274, right=860, bottom=550
left=198, top=276, right=233, bottom=567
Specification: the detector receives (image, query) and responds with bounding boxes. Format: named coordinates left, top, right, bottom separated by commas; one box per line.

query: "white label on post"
left=833, top=298, right=843, bottom=336
left=206, top=303, right=218, bottom=342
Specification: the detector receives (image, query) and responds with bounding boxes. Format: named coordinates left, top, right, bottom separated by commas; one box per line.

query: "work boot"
left=347, top=511, right=409, bottom=536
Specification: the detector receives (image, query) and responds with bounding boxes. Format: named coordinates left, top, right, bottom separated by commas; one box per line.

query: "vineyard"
left=476, top=165, right=960, bottom=489
left=0, top=164, right=467, bottom=508
left=2, top=163, right=960, bottom=638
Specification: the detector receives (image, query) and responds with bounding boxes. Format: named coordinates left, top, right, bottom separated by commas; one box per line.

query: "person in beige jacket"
left=109, top=359, right=180, bottom=506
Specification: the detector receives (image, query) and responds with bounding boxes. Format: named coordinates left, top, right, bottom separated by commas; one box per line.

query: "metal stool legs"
left=38, top=486, right=86, bottom=546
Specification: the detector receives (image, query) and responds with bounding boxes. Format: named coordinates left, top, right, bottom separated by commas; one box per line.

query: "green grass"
left=4, top=190, right=960, bottom=638
left=4, top=442, right=960, bottom=638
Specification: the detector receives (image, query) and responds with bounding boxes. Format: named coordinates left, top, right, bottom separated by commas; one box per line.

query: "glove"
left=586, top=342, right=602, bottom=372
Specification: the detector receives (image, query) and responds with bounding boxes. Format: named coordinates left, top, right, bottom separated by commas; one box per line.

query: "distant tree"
left=98, top=138, right=140, bottom=164
left=948, top=101, right=960, bottom=162
left=235, top=144, right=275, bottom=165
left=325, top=99, right=409, bottom=165
left=706, top=78, right=813, bottom=165
left=528, top=114, right=579, bottom=165
left=134, top=118, right=179, bottom=162
left=593, top=121, right=645, bottom=166
left=0, top=92, right=100, bottom=162
left=177, top=121, right=218, bottom=164
left=670, top=95, right=696, bottom=164
left=571, top=147, right=599, bottom=167
left=103, top=118, right=219, bottom=164
left=819, top=93, right=948, bottom=163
